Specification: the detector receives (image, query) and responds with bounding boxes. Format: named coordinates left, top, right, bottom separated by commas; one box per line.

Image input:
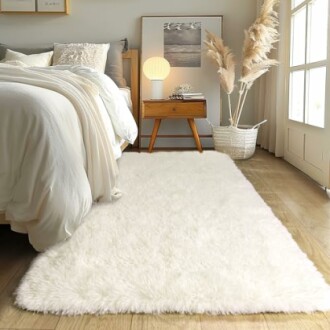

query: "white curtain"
left=255, top=0, right=289, bottom=157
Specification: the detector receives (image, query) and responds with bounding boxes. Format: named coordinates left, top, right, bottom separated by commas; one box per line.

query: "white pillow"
left=0, top=60, right=29, bottom=67
left=3, top=49, right=53, bottom=67
left=53, top=43, right=110, bottom=73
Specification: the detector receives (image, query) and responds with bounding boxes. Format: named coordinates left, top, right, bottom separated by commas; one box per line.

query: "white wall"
left=0, top=0, right=258, bottom=126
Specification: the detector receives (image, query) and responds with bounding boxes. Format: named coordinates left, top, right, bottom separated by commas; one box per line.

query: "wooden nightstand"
left=142, top=99, right=207, bottom=152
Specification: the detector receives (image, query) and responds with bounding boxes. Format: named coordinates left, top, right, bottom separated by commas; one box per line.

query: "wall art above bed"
left=0, top=0, right=69, bottom=14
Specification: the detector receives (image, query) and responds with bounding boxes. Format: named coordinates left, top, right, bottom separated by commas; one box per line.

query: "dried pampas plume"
left=204, top=0, right=279, bottom=127
left=241, top=0, right=279, bottom=87
left=204, top=30, right=236, bottom=122
left=204, top=30, right=236, bottom=95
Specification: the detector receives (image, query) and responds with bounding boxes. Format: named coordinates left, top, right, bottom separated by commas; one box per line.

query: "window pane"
left=289, top=71, right=305, bottom=122
left=292, top=0, right=305, bottom=9
left=308, top=0, right=328, bottom=63
left=306, top=67, right=326, bottom=127
left=291, top=7, right=306, bottom=66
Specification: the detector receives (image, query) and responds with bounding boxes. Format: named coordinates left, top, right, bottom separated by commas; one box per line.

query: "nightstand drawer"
left=143, top=100, right=206, bottom=118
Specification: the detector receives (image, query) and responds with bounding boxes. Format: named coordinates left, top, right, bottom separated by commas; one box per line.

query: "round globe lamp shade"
left=143, top=57, right=170, bottom=80
left=143, top=57, right=170, bottom=99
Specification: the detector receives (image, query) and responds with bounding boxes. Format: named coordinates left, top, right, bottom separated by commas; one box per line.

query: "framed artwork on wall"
left=37, top=0, right=67, bottom=13
left=140, top=15, right=223, bottom=149
left=0, top=0, right=36, bottom=12
left=0, top=0, right=69, bottom=14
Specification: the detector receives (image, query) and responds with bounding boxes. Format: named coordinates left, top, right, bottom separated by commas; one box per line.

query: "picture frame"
left=0, top=0, right=36, bottom=12
left=140, top=15, right=223, bottom=149
left=0, top=0, right=69, bottom=14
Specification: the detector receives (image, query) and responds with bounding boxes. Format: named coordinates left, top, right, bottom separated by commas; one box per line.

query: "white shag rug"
left=16, top=152, right=330, bottom=315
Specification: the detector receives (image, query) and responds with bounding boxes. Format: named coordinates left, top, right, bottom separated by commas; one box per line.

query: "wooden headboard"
left=0, top=49, right=140, bottom=225
left=122, top=49, right=139, bottom=130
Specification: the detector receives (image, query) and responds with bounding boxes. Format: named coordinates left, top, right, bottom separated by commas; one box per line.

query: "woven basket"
left=212, top=121, right=266, bottom=160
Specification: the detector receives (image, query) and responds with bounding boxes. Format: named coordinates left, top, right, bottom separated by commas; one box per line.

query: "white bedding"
left=120, top=87, right=133, bottom=111
left=0, top=65, right=137, bottom=251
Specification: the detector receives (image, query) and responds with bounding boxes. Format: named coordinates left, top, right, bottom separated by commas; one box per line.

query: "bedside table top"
left=143, top=98, right=206, bottom=104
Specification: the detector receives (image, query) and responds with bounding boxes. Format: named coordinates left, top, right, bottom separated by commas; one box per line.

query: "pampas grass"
left=205, top=0, right=279, bottom=127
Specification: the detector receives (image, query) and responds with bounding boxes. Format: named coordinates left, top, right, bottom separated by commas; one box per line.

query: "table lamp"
left=143, top=57, right=170, bottom=99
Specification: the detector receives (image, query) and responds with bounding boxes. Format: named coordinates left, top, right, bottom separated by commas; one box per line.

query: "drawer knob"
left=172, top=108, right=176, bottom=112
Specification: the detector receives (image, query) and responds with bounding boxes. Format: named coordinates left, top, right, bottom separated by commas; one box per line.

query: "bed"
left=0, top=43, right=140, bottom=251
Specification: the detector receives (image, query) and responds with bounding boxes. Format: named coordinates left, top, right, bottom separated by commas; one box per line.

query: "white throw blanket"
left=0, top=65, right=136, bottom=250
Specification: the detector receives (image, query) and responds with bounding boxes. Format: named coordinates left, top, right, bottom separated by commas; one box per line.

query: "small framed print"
left=0, top=0, right=69, bottom=13
left=37, top=0, right=67, bottom=13
left=0, top=0, right=36, bottom=12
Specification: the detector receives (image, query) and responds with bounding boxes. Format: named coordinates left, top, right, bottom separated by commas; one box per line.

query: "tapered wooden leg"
left=187, top=118, right=202, bottom=152
left=148, top=119, right=161, bottom=153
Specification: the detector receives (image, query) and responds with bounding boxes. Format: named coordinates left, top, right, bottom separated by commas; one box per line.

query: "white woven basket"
left=212, top=120, right=267, bottom=160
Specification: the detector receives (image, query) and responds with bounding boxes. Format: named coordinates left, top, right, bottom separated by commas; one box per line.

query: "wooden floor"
left=1, top=149, right=330, bottom=330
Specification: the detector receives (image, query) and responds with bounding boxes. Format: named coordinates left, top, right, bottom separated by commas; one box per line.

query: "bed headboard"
left=122, top=49, right=139, bottom=147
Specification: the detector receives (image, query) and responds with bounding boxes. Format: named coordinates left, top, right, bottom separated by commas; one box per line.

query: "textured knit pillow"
left=53, top=43, right=110, bottom=73
left=2, top=49, right=53, bottom=67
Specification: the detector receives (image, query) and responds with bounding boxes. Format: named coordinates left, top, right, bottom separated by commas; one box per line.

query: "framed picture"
left=0, top=0, right=69, bottom=13
left=0, top=0, right=36, bottom=12
left=37, top=0, right=67, bottom=13
left=141, top=15, right=223, bottom=149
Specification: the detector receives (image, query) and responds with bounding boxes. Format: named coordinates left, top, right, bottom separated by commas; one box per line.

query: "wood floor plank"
left=131, top=314, right=201, bottom=330
left=241, top=152, right=330, bottom=280
left=258, top=194, right=297, bottom=229
left=55, top=313, right=132, bottom=330
left=264, top=312, right=330, bottom=330
left=237, top=168, right=271, bottom=194
left=0, top=263, right=59, bottom=329
left=200, top=314, right=268, bottom=330
left=0, top=228, right=59, bottom=330
left=324, top=312, right=330, bottom=325
left=283, top=200, right=330, bottom=256
left=277, top=211, right=330, bottom=283
left=249, top=181, right=330, bottom=284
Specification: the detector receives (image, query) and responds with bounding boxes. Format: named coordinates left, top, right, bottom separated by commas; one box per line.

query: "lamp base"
left=150, top=80, right=164, bottom=100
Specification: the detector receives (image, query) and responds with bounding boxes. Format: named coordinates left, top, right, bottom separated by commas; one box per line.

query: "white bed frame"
left=0, top=49, right=139, bottom=225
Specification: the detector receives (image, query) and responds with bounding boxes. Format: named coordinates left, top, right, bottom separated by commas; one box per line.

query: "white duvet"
left=0, top=65, right=137, bottom=251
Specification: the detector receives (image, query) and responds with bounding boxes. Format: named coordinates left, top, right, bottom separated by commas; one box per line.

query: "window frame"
left=289, top=0, right=329, bottom=128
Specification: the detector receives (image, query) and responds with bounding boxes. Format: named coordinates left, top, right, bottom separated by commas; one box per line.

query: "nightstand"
left=142, top=99, right=207, bottom=152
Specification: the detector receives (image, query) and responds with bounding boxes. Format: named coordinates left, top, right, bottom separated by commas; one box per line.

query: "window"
left=289, top=0, right=329, bottom=128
